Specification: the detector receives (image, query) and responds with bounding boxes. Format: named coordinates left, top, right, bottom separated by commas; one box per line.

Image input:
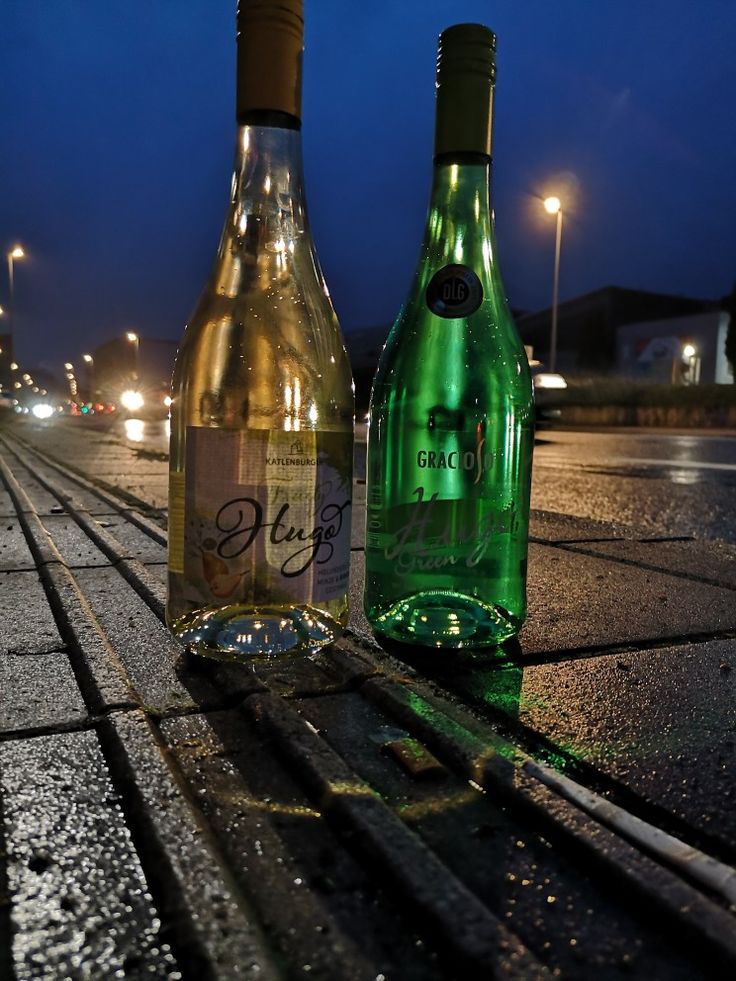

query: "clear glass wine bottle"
left=167, top=0, right=354, bottom=661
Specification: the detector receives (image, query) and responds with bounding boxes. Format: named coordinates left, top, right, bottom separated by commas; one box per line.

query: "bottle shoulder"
left=370, top=298, right=533, bottom=421
left=380, top=297, right=530, bottom=371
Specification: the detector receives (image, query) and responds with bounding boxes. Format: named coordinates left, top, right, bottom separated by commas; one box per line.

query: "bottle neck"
left=422, top=157, right=493, bottom=269
left=232, top=123, right=308, bottom=233
left=213, top=124, right=315, bottom=295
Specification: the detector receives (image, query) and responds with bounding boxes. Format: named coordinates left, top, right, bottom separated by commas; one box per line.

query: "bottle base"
left=368, top=589, right=522, bottom=649
left=171, top=603, right=344, bottom=662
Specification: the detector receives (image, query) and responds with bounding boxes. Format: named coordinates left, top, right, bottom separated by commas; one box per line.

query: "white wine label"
left=426, top=264, right=483, bottom=318
left=181, top=427, right=352, bottom=609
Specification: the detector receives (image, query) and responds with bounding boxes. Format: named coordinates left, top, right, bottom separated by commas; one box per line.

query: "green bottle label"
left=426, top=264, right=483, bottom=318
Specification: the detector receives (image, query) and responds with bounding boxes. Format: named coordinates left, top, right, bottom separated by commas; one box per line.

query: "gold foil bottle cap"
left=236, top=0, right=304, bottom=123
left=434, top=23, right=497, bottom=159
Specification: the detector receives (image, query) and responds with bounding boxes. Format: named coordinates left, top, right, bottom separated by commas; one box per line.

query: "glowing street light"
left=681, top=342, right=700, bottom=385
left=542, top=197, right=563, bottom=374
left=6, top=244, right=26, bottom=354
left=83, top=353, right=93, bottom=363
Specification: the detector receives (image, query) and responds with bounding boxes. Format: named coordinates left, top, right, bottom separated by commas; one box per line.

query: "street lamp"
left=83, top=353, right=95, bottom=400
left=6, top=245, right=26, bottom=353
left=542, top=197, right=563, bottom=374
left=125, top=331, right=139, bottom=382
left=682, top=342, right=700, bottom=385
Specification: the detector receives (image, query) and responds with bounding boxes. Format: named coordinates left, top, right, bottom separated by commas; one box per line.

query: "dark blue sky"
left=2, top=0, right=735, bottom=376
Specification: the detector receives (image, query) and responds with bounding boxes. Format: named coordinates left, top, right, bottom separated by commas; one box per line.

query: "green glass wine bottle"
left=364, top=23, right=534, bottom=648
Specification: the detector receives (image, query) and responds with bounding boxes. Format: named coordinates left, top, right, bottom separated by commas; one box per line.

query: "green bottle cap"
left=236, top=0, right=304, bottom=122
left=434, top=23, right=496, bottom=159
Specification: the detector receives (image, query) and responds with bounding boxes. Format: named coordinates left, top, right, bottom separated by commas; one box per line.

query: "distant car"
left=119, top=385, right=171, bottom=420
left=529, top=360, right=567, bottom=422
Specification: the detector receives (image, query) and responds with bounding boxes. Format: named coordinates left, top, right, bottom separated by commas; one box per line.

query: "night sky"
left=2, top=0, right=736, bottom=378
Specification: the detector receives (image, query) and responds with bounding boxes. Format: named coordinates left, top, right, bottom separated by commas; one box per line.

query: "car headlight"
left=31, top=403, right=55, bottom=419
left=533, top=373, right=567, bottom=390
left=120, top=389, right=145, bottom=412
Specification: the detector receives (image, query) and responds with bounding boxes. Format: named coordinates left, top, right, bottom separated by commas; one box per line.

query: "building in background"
left=617, top=310, right=733, bottom=385
left=516, top=286, right=714, bottom=375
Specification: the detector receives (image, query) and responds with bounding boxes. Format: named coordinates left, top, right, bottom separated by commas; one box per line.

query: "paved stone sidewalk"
left=2, top=420, right=736, bottom=979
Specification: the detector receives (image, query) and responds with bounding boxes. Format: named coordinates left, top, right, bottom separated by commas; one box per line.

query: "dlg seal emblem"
left=426, top=264, right=483, bottom=318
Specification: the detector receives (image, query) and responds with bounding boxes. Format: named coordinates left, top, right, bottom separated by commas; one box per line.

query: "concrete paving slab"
left=295, top=689, right=713, bottom=979
left=94, top=515, right=167, bottom=563
left=347, top=550, right=374, bottom=645
left=351, top=481, right=366, bottom=548
left=0, top=489, right=17, bottom=517
left=529, top=509, right=643, bottom=543
left=6, top=456, right=122, bottom=516
left=73, top=566, right=219, bottom=713
left=107, top=711, right=280, bottom=979
left=162, top=709, right=449, bottom=981
left=521, top=543, right=736, bottom=654
left=36, top=514, right=111, bottom=567
left=42, top=563, right=140, bottom=711
left=0, top=571, right=63, bottom=654
left=348, top=545, right=736, bottom=656
left=118, top=478, right=168, bottom=510
left=0, top=653, right=87, bottom=733
left=100, top=458, right=169, bottom=474
left=3, top=467, right=60, bottom=514
left=144, top=562, right=167, bottom=584
left=564, top=538, right=736, bottom=590
left=0, top=729, right=178, bottom=979
left=0, top=518, right=36, bottom=571
left=515, top=639, right=736, bottom=852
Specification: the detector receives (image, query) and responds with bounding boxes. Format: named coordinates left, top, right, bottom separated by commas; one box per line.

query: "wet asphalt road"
left=532, top=428, right=736, bottom=543
left=17, top=416, right=736, bottom=543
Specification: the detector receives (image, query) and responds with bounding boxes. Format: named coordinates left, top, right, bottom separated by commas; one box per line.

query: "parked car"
left=529, top=360, right=567, bottom=422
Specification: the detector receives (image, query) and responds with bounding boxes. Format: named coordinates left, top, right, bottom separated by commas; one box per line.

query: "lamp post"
left=125, top=331, right=139, bottom=383
left=6, top=246, right=26, bottom=355
left=542, top=198, right=563, bottom=374
left=83, top=353, right=94, bottom=401
left=682, top=342, right=700, bottom=385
